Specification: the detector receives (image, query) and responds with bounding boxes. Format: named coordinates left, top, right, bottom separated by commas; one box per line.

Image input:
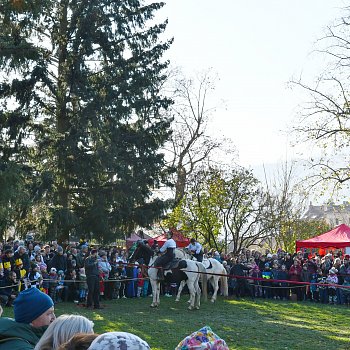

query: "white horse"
left=175, top=249, right=228, bottom=302
left=131, top=244, right=207, bottom=309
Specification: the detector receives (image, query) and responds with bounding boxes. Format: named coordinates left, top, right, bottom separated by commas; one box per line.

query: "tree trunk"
left=56, top=0, right=70, bottom=243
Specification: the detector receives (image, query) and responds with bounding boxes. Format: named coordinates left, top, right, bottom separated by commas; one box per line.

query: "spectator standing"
left=49, top=268, right=59, bottom=302
left=84, top=249, right=102, bottom=309
left=40, top=266, right=50, bottom=295
left=289, top=259, right=302, bottom=301
left=271, top=261, right=281, bottom=299
left=48, top=246, right=67, bottom=273
left=278, top=264, right=289, bottom=300
left=13, top=258, right=27, bottom=291
left=98, top=251, right=111, bottom=300
left=76, top=245, right=89, bottom=269
left=326, top=267, right=338, bottom=304
left=0, top=271, right=19, bottom=306
left=301, top=263, right=311, bottom=301
left=261, top=263, right=273, bottom=299
left=230, top=257, right=252, bottom=299
left=137, top=266, right=144, bottom=297
left=78, top=267, right=88, bottom=303
left=28, top=264, right=42, bottom=288
left=310, top=271, right=320, bottom=302
left=13, top=245, right=30, bottom=272
left=2, top=249, right=15, bottom=272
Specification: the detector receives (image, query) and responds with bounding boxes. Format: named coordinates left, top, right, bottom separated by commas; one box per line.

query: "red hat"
left=344, top=255, right=350, bottom=260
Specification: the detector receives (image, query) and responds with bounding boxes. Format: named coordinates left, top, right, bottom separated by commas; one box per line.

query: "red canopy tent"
left=148, top=228, right=190, bottom=248
left=126, top=232, right=152, bottom=249
left=296, top=224, right=350, bottom=252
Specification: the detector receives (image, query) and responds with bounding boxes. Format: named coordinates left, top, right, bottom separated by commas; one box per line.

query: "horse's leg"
left=149, top=276, right=159, bottom=307
left=211, top=276, right=219, bottom=302
left=186, top=281, right=196, bottom=310
left=155, top=280, right=161, bottom=306
left=176, top=280, right=186, bottom=302
left=194, top=282, right=201, bottom=309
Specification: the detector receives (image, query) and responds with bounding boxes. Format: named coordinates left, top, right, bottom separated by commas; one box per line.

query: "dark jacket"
left=0, top=276, right=18, bottom=297
left=0, top=317, right=47, bottom=350
left=48, top=253, right=67, bottom=272
left=84, top=256, right=99, bottom=277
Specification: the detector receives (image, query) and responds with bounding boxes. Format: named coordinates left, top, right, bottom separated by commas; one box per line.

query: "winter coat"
left=289, top=265, right=302, bottom=282
left=0, top=317, right=46, bottom=349
left=48, top=254, right=67, bottom=273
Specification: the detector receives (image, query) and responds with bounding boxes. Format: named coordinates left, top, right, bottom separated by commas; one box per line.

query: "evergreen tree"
left=0, top=0, right=173, bottom=242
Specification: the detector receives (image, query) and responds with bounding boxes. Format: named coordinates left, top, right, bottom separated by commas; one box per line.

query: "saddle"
left=163, top=258, right=181, bottom=270
left=157, top=258, right=181, bottom=281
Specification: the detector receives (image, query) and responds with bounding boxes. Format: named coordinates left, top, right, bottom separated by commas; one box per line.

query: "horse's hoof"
left=195, top=306, right=200, bottom=310
left=188, top=306, right=194, bottom=310
left=187, top=300, right=191, bottom=303
left=175, top=299, right=179, bottom=302
left=211, top=299, right=215, bottom=303
left=150, top=304, right=156, bottom=308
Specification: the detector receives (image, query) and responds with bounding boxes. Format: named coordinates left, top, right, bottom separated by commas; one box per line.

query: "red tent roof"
left=126, top=232, right=152, bottom=248
left=148, top=228, right=190, bottom=248
left=296, top=224, right=350, bottom=250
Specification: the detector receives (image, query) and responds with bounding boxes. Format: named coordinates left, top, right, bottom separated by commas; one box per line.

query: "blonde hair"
left=58, top=333, right=99, bottom=350
left=34, top=314, right=94, bottom=350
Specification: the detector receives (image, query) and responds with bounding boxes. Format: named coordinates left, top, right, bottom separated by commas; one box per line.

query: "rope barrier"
left=0, top=260, right=349, bottom=291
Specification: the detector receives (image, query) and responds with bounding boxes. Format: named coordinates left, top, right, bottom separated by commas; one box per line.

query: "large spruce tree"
left=0, top=0, right=172, bottom=242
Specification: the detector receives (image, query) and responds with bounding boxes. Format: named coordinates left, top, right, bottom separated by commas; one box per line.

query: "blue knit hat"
left=14, top=287, right=54, bottom=324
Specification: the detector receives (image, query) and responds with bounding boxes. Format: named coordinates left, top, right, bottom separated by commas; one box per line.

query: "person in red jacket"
left=289, top=259, right=303, bottom=301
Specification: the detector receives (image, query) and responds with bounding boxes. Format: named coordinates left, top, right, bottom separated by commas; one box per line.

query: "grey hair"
left=34, top=314, right=94, bottom=350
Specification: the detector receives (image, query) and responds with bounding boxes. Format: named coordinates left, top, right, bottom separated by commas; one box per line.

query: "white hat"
left=50, top=267, right=57, bottom=273
left=88, top=332, right=150, bottom=350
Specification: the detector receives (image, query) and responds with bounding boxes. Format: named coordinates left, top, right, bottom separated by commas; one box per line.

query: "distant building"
left=303, top=201, right=350, bottom=227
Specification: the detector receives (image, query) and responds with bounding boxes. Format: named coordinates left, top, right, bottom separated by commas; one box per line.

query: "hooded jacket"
left=0, top=317, right=47, bottom=350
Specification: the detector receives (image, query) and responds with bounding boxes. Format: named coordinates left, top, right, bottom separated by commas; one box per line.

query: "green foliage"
left=0, top=0, right=173, bottom=241
left=165, top=167, right=269, bottom=253
left=0, top=162, right=28, bottom=237
left=277, top=218, right=330, bottom=253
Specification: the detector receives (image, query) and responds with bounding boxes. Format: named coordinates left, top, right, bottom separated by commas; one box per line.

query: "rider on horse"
left=186, top=238, right=204, bottom=262
left=154, top=230, right=176, bottom=280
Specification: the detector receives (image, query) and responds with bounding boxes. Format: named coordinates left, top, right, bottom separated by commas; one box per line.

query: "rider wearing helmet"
left=186, top=238, right=203, bottom=262
left=154, top=230, right=176, bottom=280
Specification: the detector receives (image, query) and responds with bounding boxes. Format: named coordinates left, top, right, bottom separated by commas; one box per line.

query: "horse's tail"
left=220, top=266, right=229, bottom=297
left=197, top=262, right=207, bottom=302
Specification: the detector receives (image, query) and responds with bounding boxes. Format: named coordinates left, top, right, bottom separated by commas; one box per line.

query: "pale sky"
left=159, top=0, right=346, bottom=169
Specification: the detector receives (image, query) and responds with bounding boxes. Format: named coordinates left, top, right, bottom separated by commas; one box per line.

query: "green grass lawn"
left=3, top=296, right=350, bottom=349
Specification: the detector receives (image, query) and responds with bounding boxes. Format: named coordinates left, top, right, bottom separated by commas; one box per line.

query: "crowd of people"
left=0, top=237, right=148, bottom=309
left=0, top=236, right=349, bottom=308
left=0, top=235, right=350, bottom=348
left=225, top=248, right=350, bottom=304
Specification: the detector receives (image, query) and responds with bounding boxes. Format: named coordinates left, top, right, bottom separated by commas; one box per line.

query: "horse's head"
left=132, top=241, right=155, bottom=265
left=129, top=240, right=146, bottom=262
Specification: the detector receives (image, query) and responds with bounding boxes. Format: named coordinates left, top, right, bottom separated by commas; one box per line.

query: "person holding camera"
left=84, top=249, right=102, bottom=309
